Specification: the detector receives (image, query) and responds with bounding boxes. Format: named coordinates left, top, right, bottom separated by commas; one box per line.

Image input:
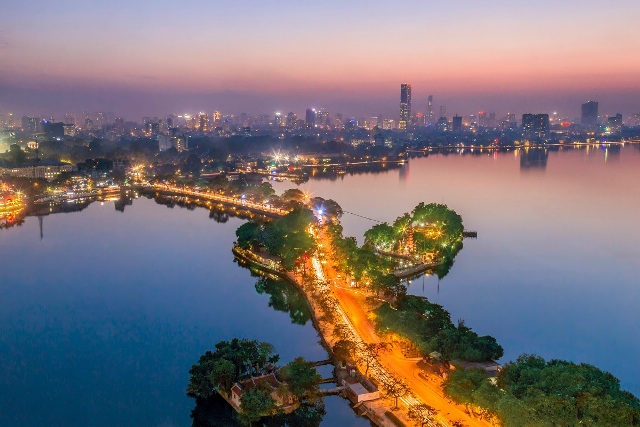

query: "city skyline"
left=2, top=1, right=640, bottom=119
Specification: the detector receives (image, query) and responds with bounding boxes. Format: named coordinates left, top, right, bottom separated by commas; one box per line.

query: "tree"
left=408, top=403, right=436, bottom=427
left=358, top=342, right=389, bottom=376
left=278, top=357, right=321, bottom=399
left=8, top=144, right=26, bottom=164
left=364, top=223, right=397, bottom=252
left=280, top=189, right=306, bottom=209
left=332, top=324, right=351, bottom=341
left=210, top=359, right=236, bottom=394
left=381, top=376, right=409, bottom=409
left=236, top=222, right=262, bottom=249
left=443, top=354, right=640, bottom=427
left=261, top=207, right=315, bottom=269
left=322, top=199, right=343, bottom=219
left=332, top=340, right=357, bottom=363
left=443, top=367, right=488, bottom=408
left=238, top=385, right=276, bottom=425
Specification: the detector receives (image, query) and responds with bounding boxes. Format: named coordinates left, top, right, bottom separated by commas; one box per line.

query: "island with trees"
left=187, top=338, right=322, bottom=426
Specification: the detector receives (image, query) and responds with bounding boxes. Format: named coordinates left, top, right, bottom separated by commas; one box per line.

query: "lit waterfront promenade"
left=78, top=179, right=486, bottom=426
left=145, top=183, right=289, bottom=218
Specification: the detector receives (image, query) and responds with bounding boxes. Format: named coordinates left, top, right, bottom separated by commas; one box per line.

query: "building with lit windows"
left=0, top=161, right=74, bottom=180
left=522, top=114, right=550, bottom=138
left=305, top=108, right=316, bottom=128
left=452, top=115, right=463, bottom=131
left=426, top=95, right=435, bottom=124
left=581, top=101, right=599, bottom=126
left=286, top=112, right=297, bottom=128
left=399, top=84, right=411, bottom=129
left=197, top=113, right=210, bottom=132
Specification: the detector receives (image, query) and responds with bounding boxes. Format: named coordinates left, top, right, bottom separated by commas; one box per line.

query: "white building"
left=0, top=161, right=74, bottom=180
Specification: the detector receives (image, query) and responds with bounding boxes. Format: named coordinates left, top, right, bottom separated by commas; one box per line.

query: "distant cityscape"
left=0, top=84, right=639, bottom=184
left=2, top=85, right=639, bottom=149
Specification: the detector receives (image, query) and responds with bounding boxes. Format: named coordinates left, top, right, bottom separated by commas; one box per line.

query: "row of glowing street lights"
left=309, top=229, right=435, bottom=423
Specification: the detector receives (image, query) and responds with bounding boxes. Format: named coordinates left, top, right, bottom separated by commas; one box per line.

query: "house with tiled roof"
left=228, top=373, right=298, bottom=413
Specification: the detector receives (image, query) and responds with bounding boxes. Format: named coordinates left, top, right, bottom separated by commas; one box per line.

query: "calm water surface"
left=1, top=145, right=639, bottom=426
left=0, top=199, right=370, bottom=426
left=275, top=144, right=640, bottom=395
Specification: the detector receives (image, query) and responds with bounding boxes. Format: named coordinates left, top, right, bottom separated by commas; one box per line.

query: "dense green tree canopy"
left=277, top=357, right=321, bottom=398
left=235, top=206, right=315, bottom=269
left=375, top=295, right=503, bottom=362
left=238, top=384, right=276, bottom=426
left=443, top=355, right=640, bottom=427
left=261, top=207, right=315, bottom=269
left=363, top=223, right=397, bottom=252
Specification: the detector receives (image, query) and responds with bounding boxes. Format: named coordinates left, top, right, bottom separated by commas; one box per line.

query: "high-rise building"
left=305, top=108, right=316, bottom=128
left=581, top=101, right=599, bottom=126
left=286, top=112, right=297, bottom=128
left=439, top=105, right=447, bottom=120
left=522, top=114, right=550, bottom=138
left=478, top=112, right=487, bottom=127
left=256, top=115, right=271, bottom=126
left=399, top=83, right=412, bottom=129
left=502, top=113, right=518, bottom=132
left=274, top=112, right=283, bottom=127
left=63, top=123, right=76, bottom=137
left=452, top=115, right=463, bottom=131
left=606, top=113, right=623, bottom=133
left=334, top=113, right=343, bottom=130
left=382, top=119, right=395, bottom=130
left=197, top=112, right=209, bottom=132
left=317, top=111, right=330, bottom=128
left=21, top=116, right=41, bottom=134
left=212, top=111, right=222, bottom=126
left=427, top=95, right=434, bottom=124
left=436, top=116, right=448, bottom=132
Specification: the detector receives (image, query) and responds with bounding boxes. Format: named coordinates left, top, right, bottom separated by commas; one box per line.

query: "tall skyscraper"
left=399, top=83, right=412, bottom=130
left=305, top=108, right=316, bottom=128
left=286, top=112, right=297, bottom=128
left=334, top=113, right=343, bottom=130
left=581, top=101, right=599, bottom=126
left=212, top=111, right=222, bottom=126
left=317, top=110, right=330, bottom=128
left=452, top=115, right=463, bottom=131
left=427, top=95, right=434, bottom=124
left=197, top=112, right=210, bottom=132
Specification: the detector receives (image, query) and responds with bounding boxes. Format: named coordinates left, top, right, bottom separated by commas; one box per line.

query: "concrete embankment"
left=232, top=245, right=413, bottom=427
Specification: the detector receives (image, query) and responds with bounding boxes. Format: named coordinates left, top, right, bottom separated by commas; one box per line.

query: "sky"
left=1, top=0, right=640, bottom=120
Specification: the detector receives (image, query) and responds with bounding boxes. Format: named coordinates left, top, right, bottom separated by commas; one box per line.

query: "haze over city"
left=2, top=0, right=640, bottom=119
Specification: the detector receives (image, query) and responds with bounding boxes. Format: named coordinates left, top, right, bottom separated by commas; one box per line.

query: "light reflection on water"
left=0, top=200, right=370, bottom=427
left=1, top=144, right=638, bottom=426
left=274, top=145, right=640, bottom=395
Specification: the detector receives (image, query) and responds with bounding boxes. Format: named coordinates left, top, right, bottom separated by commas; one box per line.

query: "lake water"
left=273, top=144, right=640, bottom=395
left=1, top=144, right=639, bottom=425
left=0, top=198, right=370, bottom=426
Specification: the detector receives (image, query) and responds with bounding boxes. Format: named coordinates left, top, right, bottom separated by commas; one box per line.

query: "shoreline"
left=233, top=243, right=488, bottom=427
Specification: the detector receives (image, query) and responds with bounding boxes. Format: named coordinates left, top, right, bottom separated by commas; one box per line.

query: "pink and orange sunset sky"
left=1, top=0, right=639, bottom=119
